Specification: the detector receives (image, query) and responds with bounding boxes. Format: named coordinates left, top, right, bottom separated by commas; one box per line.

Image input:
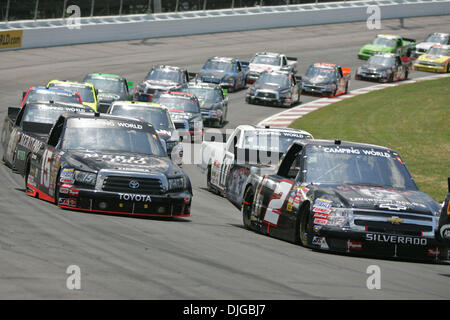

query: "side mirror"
left=22, top=91, right=27, bottom=99
left=222, top=88, right=228, bottom=98
left=127, top=81, right=134, bottom=89
left=8, top=107, right=20, bottom=123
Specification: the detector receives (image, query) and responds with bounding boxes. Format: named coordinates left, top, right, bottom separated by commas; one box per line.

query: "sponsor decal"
left=17, top=150, right=26, bottom=161
left=313, top=212, right=330, bottom=220
left=117, top=122, right=143, bottom=129
left=427, top=248, right=440, bottom=257
left=0, top=30, right=23, bottom=49
left=59, top=198, right=77, bottom=207
left=118, top=193, right=152, bottom=202
left=365, top=234, right=428, bottom=246
left=18, top=134, right=43, bottom=154
left=60, top=168, right=75, bottom=183
left=346, top=240, right=362, bottom=251
left=379, top=204, right=407, bottom=211
left=314, top=218, right=328, bottom=225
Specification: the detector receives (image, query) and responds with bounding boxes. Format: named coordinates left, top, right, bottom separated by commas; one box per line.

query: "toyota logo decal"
left=129, top=180, right=140, bottom=189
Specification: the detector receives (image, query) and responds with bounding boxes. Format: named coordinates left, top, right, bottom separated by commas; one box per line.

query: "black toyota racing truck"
left=240, top=139, right=447, bottom=261
left=1, top=102, right=93, bottom=174
left=23, top=113, right=192, bottom=217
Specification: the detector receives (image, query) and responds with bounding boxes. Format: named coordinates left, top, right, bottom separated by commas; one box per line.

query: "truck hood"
left=417, top=54, right=449, bottom=63
left=64, top=150, right=181, bottom=175
left=362, top=44, right=393, bottom=53
left=306, top=184, right=440, bottom=215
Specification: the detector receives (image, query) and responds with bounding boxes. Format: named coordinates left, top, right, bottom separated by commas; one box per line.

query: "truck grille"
left=102, top=175, right=163, bottom=194
left=353, top=209, right=434, bottom=237
left=256, top=91, right=277, bottom=99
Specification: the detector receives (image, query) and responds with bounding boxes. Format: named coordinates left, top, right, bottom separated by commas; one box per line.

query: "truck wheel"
left=296, top=204, right=312, bottom=247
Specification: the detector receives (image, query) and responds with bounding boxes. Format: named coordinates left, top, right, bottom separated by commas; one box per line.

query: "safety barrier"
left=0, top=0, right=449, bottom=51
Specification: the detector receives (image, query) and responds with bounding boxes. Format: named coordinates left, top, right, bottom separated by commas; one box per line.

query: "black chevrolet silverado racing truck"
left=24, top=113, right=192, bottom=217
left=133, top=65, right=191, bottom=102
left=240, top=139, right=447, bottom=261
left=1, top=102, right=92, bottom=174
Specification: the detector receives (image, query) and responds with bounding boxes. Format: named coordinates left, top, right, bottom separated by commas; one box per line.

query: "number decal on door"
left=263, top=180, right=293, bottom=226
left=41, top=149, right=53, bottom=188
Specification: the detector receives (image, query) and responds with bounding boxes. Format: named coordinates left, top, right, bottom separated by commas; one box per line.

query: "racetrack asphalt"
left=0, top=15, right=449, bottom=299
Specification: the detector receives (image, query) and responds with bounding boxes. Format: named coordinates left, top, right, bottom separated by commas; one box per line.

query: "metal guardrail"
left=1, top=0, right=352, bottom=22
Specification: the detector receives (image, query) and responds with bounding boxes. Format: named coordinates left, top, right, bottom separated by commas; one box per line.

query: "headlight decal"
left=74, top=170, right=97, bottom=186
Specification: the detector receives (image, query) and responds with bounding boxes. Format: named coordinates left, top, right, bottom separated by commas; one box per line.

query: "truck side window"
left=47, top=117, right=65, bottom=147
left=282, top=56, right=287, bottom=66
left=227, top=129, right=241, bottom=153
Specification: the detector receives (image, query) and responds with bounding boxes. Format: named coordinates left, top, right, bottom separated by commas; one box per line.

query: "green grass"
left=290, top=77, right=450, bottom=202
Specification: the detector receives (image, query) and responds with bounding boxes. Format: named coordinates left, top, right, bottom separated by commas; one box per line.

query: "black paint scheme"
left=438, top=178, right=450, bottom=247
left=24, top=113, right=192, bottom=217
left=355, top=53, right=411, bottom=83
left=83, top=74, right=132, bottom=113
left=182, top=83, right=229, bottom=127
left=1, top=102, right=92, bottom=175
left=241, top=140, right=447, bottom=261
left=133, top=65, right=190, bottom=102
left=246, top=70, right=301, bottom=107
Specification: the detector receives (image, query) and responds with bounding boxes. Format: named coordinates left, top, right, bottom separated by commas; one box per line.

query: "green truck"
left=358, top=34, right=416, bottom=60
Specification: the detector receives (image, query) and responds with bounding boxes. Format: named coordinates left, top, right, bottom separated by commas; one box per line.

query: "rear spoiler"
left=402, top=37, right=416, bottom=43
left=188, top=72, right=197, bottom=80
left=286, top=57, right=298, bottom=61
left=240, top=61, right=249, bottom=69
left=341, top=67, right=352, bottom=77
left=22, top=121, right=53, bottom=135
left=203, top=130, right=228, bottom=143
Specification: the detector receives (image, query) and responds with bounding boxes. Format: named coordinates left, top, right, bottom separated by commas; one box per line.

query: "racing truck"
left=196, top=57, right=249, bottom=92
left=107, top=101, right=184, bottom=165
left=239, top=139, right=446, bottom=261
left=200, top=125, right=313, bottom=197
left=133, top=65, right=191, bottom=102
left=301, top=63, right=351, bottom=97
left=24, top=113, right=192, bottom=217
left=83, top=73, right=133, bottom=113
left=1, top=102, right=92, bottom=174
left=246, top=70, right=301, bottom=107
left=246, top=52, right=298, bottom=84
left=21, top=87, right=83, bottom=108
left=413, top=32, right=450, bottom=59
left=358, top=34, right=416, bottom=60
left=355, top=53, right=412, bottom=82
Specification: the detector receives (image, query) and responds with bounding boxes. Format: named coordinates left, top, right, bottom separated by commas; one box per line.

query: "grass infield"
left=290, top=77, right=450, bottom=202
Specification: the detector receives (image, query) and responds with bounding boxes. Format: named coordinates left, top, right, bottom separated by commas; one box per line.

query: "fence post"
left=119, top=0, right=123, bottom=15
left=62, top=0, right=68, bottom=19
left=90, top=0, right=95, bottom=17
left=5, top=0, right=10, bottom=21
left=203, top=0, right=207, bottom=11
left=34, top=0, right=39, bottom=20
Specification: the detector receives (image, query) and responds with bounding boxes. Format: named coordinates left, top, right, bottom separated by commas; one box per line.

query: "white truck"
left=246, top=52, right=298, bottom=84
left=199, top=125, right=313, bottom=196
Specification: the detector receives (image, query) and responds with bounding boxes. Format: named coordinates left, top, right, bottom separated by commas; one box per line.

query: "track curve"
left=1, top=15, right=450, bottom=299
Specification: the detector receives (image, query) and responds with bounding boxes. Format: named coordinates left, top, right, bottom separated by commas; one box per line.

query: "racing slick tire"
left=296, top=203, right=312, bottom=247
left=344, top=82, right=349, bottom=94
left=242, top=186, right=254, bottom=230
left=388, top=73, right=394, bottom=83
left=404, top=71, right=409, bottom=80
left=447, top=63, right=450, bottom=73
